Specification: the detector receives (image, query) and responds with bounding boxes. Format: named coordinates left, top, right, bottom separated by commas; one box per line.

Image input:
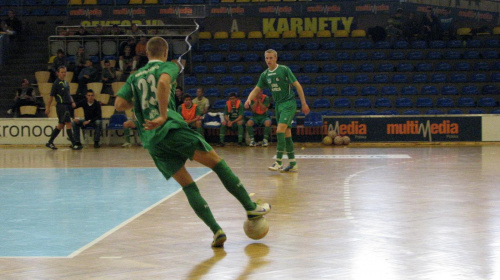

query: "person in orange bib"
left=219, top=92, right=244, bottom=146
left=246, top=89, right=272, bottom=147
left=177, top=94, right=203, bottom=136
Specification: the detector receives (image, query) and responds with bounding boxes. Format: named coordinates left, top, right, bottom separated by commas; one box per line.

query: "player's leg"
left=236, top=120, right=244, bottom=145
left=246, top=119, right=256, bottom=146
left=218, top=121, right=227, bottom=146
left=262, top=118, right=272, bottom=147
left=281, top=126, right=298, bottom=172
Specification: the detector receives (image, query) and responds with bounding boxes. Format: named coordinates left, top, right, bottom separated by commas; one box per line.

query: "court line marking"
left=274, top=154, right=411, bottom=159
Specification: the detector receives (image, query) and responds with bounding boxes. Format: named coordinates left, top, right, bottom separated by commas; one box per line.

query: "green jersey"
left=117, top=60, right=187, bottom=148
left=224, top=100, right=244, bottom=120
left=256, top=64, right=297, bottom=104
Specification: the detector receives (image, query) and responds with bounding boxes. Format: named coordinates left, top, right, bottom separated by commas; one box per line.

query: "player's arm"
left=293, top=80, right=310, bottom=115
left=115, top=96, right=133, bottom=111
left=45, top=96, right=54, bottom=115
left=245, top=86, right=262, bottom=109
left=144, top=73, right=170, bottom=130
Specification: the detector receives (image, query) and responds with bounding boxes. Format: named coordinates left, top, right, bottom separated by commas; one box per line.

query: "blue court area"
left=0, top=167, right=211, bottom=257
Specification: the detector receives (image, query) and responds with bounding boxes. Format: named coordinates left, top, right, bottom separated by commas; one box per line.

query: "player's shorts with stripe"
left=275, top=99, right=297, bottom=127
left=248, top=115, right=271, bottom=127
left=56, top=103, right=74, bottom=124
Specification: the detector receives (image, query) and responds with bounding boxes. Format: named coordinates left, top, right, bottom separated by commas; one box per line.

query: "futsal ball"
left=328, top=130, right=337, bottom=139
left=322, top=136, right=333, bottom=145
left=333, top=135, right=343, bottom=145
left=342, top=135, right=351, bottom=145
left=244, top=217, right=269, bottom=240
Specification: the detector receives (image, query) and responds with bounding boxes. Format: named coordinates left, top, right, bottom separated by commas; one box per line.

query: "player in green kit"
left=245, top=49, right=310, bottom=172
left=114, top=37, right=271, bottom=248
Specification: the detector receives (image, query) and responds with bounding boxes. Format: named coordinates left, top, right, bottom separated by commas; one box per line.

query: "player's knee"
left=246, top=120, right=254, bottom=127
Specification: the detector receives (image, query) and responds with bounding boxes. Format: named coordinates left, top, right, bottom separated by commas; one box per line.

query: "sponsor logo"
left=131, top=8, right=146, bottom=15
left=211, top=7, right=229, bottom=14
left=88, top=8, right=102, bottom=16
left=113, top=8, right=129, bottom=15
left=328, top=121, right=367, bottom=136
left=178, top=7, right=193, bottom=15
left=386, top=120, right=459, bottom=141
left=160, top=7, right=176, bottom=15
left=69, top=9, right=87, bottom=16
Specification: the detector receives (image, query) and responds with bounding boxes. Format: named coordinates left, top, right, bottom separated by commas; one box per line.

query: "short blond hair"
left=265, top=49, right=278, bottom=58
left=146, top=36, right=169, bottom=57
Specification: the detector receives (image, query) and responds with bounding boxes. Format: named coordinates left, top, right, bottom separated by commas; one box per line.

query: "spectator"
left=246, top=89, right=272, bottom=147
left=386, top=8, right=404, bottom=39
left=7, top=78, right=36, bottom=116
left=101, top=60, right=116, bottom=84
left=74, top=46, right=88, bottom=80
left=135, top=36, right=148, bottom=68
left=93, top=24, right=106, bottom=35
left=122, top=114, right=137, bottom=147
left=50, top=49, right=68, bottom=82
left=219, top=92, right=244, bottom=146
left=72, top=89, right=102, bottom=149
left=74, top=25, right=90, bottom=36
left=367, top=26, right=387, bottom=43
left=126, top=23, right=145, bottom=36
left=2, top=10, right=22, bottom=39
left=118, top=45, right=137, bottom=74
left=439, top=8, right=455, bottom=40
left=77, top=59, right=98, bottom=99
left=403, top=12, right=422, bottom=40
left=422, top=7, right=440, bottom=40
left=178, top=94, right=203, bottom=136
left=174, top=86, right=184, bottom=109
left=119, top=36, right=137, bottom=57
left=110, top=24, right=124, bottom=35
left=192, top=87, right=210, bottom=116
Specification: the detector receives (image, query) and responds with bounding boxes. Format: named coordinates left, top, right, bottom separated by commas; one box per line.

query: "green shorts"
left=275, top=100, right=297, bottom=127
left=148, top=127, right=212, bottom=180
left=225, top=121, right=241, bottom=131
left=248, top=115, right=271, bottom=127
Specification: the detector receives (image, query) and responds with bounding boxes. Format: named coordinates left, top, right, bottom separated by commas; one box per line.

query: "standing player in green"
left=245, top=49, right=310, bottom=172
left=246, top=89, right=272, bottom=147
left=114, top=37, right=270, bottom=248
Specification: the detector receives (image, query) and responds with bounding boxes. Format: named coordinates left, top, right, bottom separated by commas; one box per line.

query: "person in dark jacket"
left=72, top=89, right=102, bottom=148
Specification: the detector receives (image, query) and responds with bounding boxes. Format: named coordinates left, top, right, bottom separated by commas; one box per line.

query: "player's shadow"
left=185, top=248, right=227, bottom=280
left=236, top=243, right=270, bottom=280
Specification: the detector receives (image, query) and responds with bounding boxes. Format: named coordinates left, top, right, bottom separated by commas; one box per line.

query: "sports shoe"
left=268, top=162, right=282, bottom=171
left=7, top=109, right=12, bottom=115
left=249, top=140, right=256, bottom=147
left=71, top=144, right=82, bottom=150
left=211, top=229, right=227, bottom=248
left=122, top=142, right=131, bottom=147
left=94, top=142, right=100, bottom=148
left=262, top=139, right=269, bottom=147
left=281, top=164, right=298, bottom=173
left=46, top=142, right=57, bottom=150
left=247, top=202, right=271, bottom=220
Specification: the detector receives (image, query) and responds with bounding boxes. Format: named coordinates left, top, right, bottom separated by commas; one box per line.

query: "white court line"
left=274, top=154, right=411, bottom=159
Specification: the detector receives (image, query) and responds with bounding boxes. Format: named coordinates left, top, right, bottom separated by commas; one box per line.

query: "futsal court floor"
left=0, top=142, right=499, bottom=279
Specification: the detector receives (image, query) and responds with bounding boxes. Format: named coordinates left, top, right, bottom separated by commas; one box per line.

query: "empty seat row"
left=319, top=108, right=500, bottom=116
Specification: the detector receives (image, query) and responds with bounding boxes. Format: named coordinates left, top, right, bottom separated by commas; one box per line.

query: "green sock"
left=247, top=125, right=254, bottom=140
left=238, top=125, right=243, bottom=142
left=263, top=126, right=271, bottom=140
left=196, top=127, right=203, bottom=137
left=276, top=132, right=285, bottom=164
left=285, top=137, right=296, bottom=166
left=213, top=159, right=256, bottom=211
left=124, top=128, right=130, bottom=143
left=219, top=126, right=226, bottom=142
left=182, top=182, right=221, bottom=234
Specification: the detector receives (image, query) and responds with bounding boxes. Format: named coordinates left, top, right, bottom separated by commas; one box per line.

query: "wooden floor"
left=1, top=143, right=500, bottom=279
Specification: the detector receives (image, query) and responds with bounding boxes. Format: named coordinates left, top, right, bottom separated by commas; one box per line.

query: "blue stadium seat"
left=341, top=86, right=358, bottom=96
left=321, top=42, right=336, bottom=50
left=217, top=43, right=230, bottom=51
left=381, top=86, right=398, bottom=95
left=427, top=51, right=443, bottom=60
left=436, top=97, right=454, bottom=107
left=494, top=61, right=500, bottom=70
left=304, top=87, right=319, bottom=96
left=322, top=87, right=337, bottom=96
left=354, top=74, right=370, bottom=84
left=469, top=109, right=486, bottom=114
left=441, top=85, right=459, bottom=95
left=389, top=51, right=405, bottom=60
left=229, top=65, right=244, bottom=73
left=431, top=73, right=447, bottom=83
left=199, top=43, right=214, bottom=52
left=401, top=86, right=418, bottom=95
left=184, top=76, right=198, bottom=85
left=341, top=110, right=358, bottom=116
left=354, top=98, right=372, bottom=108
left=412, top=74, right=428, bottom=83
left=492, top=73, right=500, bottom=82
left=471, top=73, right=487, bottom=82
left=397, top=63, right=414, bottom=72
left=303, top=112, right=323, bottom=127
left=200, top=76, right=217, bottom=85
left=478, top=97, right=497, bottom=107
left=374, top=97, right=391, bottom=108
left=490, top=109, right=500, bottom=114
left=421, top=85, right=438, bottom=95
left=334, top=75, right=350, bottom=84
left=303, top=64, right=319, bottom=73
left=448, top=109, right=464, bottom=114
left=223, top=87, right=239, bottom=97
left=466, top=39, right=482, bottom=48
left=474, top=62, right=490, bottom=71
left=374, top=41, right=391, bottom=49
left=379, top=110, right=399, bottom=115
left=335, top=52, right=350, bottom=60
left=238, top=76, right=254, bottom=85
left=447, top=40, right=462, bottom=48
left=193, top=65, right=208, bottom=74
left=333, top=98, right=351, bottom=108
left=434, top=62, right=452, bottom=71
left=312, top=98, right=331, bottom=109
left=304, top=42, right=320, bottom=50
left=416, top=97, right=433, bottom=107
left=212, top=65, right=226, bottom=74
left=373, top=74, right=389, bottom=83
left=231, top=43, right=248, bottom=52
left=358, top=41, right=374, bottom=49
left=457, top=97, right=475, bottom=107
left=444, top=50, right=461, bottom=59
left=416, top=63, right=432, bottom=72
left=315, top=75, right=331, bottom=84
left=340, top=63, right=356, bottom=72
left=247, top=65, right=263, bottom=73
left=207, top=53, right=223, bottom=62
left=205, top=88, right=220, bottom=97
left=340, top=41, right=356, bottom=49
left=411, top=40, right=427, bottom=49
left=359, top=63, right=375, bottom=72
left=408, top=51, right=424, bottom=60
left=316, top=52, right=331, bottom=61
left=285, top=42, right=301, bottom=50
left=322, top=63, right=338, bottom=73
left=242, top=88, right=252, bottom=97
left=352, top=52, right=368, bottom=60
left=212, top=100, right=226, bottom=110
left=426, top=109, right=445, bottom=115
left=485, top=39, right=500, bottom=48
left=371, top=52, right=387, bottom=60
left=186, top=88, right=197, bottom=97
left=287, top=64, right=300, bottom=73
left=482, top=85, right=499, bottom=94
left=220, top=76, right=236, bottom=85
left=361, top=110, right=378, bottom=115
left=192, top=54, right=204, bottom=62
left=455, top=62, right=471, bottom=71
left=243, top=53, right=259, bottom=62
left=251, top=42, right=266, bottom=51
left=394, top=40, right=409, bottom=49
left=361, top=86, right=378, bottom=95
left=379, top=63, right=395, bottom=72
left=429, top=40, right=446, bottom=48
left=462, top=85, right=479, bottom=95
left=403, top=110, right=421, bottom=115
left=392, top=74, right=408, bottom=83
left=463, top=50, right=480, bottom=59
left=320, top=110, right=340, bottom=116
left=269, top=42, right=284, bottom=51
left=450, top=73, right=467, bottom=83
left=296, top=52, right=313, bottom=61
left=296, top=75, right=312, bottom=84
left=396, top=98, right=413, bottom=108
left=280, top=52, right=295, bottom=61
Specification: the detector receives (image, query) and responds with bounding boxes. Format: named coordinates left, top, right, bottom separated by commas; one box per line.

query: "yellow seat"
left=101, top=106, right=116, bottom=119
left=97, top=93, right=111, bottom=105
left=64, top=71, right=74, bottom=83
left=129, top=0, right=142, bottom=3
left=87, top=82, right=103, bottom=95
left=144, top=0, right=157, bottom=3
left=221, top=0, right=235, bottom=2
left=69, top=0, right=82, bottom=4
left=111, top=82, right=126, bottom=96
left=48, top=55, right=56, bottom=64
left=214, top=31, right=229, bottom=39
left=493, top=27, right=500, bottom=35
left=248, top=31, right=263, bottom=39
left=69, top=83, right=78, bottom=95
left=19, top=106, right=38, bottom=116
left=198, top=32, right=212, bottom=39
left=457, top=27, right=472, bottom=36
left=316, top=30, right=332, bottom=38
left=236, top=0, right=250, bottom=2
left=351, top=29, right=366, bottom=38
left=83, top=0, right=97, bottom=4
left=282, top=30, right=297, bottom=39
left=101, top=60, right=116, bottom=69
left=231, top=31, right=246, bottom=39
left=38, top=82, right=53, bottom=97
left=74, top=107, right=85, bottom=119
left=35, top=71, right=50, bottom=84
left=265, top=31, right=280, bottom=39
left=42, top=95, right=51, bottom=108
left=334, top=30, right=349, bottom=38
left=125, top=109, right=134, bottom=118
left=299, top=30, right=314, bottom=38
